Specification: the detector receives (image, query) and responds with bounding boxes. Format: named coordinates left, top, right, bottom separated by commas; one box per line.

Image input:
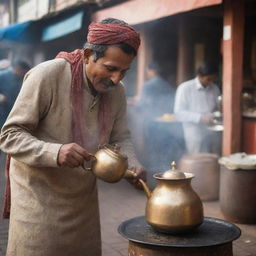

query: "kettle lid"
left=162, top=162, right=186, bottom=179
left=100, top=144, right=128, bottom=160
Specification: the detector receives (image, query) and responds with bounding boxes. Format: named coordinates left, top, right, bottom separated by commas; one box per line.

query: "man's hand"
left=57, top=143, right=94, bottom=168
left=127, top=166, right=147, bottom=190
left=200, top=113, right=214, bottom=125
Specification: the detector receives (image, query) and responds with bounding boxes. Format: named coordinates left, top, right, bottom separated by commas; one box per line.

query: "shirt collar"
left=83, top=63, right=91, bottom=93
left=83, top=63, right=101, bottom=104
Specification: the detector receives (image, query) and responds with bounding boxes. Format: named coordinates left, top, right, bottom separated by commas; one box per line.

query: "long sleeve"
left=0, top=63, right=62, bottom=167
left=174, top=83, right=201, bottom=123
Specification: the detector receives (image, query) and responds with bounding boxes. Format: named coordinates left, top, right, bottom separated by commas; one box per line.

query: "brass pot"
left=84, top=144, right=135, bottom=183
left=139, top=162, right=204, bottom=234
left=85, top=145, right=203, bottom=234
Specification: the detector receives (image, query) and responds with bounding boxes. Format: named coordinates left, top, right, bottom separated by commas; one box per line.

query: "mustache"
left=102, top=80, right=116, bottom=88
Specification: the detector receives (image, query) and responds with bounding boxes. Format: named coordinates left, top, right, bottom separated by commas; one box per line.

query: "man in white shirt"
left=174, top=61, right=221, bottom=155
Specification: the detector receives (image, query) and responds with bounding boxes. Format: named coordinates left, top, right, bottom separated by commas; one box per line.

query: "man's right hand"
left=57, top=143, right=94, bottom=168
left=200, top=113, right=214, bottom=125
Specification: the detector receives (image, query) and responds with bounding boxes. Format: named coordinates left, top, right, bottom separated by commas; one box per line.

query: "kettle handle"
left=81, top=155, right=97, bottom=171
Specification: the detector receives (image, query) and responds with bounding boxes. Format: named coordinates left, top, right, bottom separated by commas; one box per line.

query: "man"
left=174, top=61, right=221, bottom=155
left=139, top=62, right=176, bottom=120
left=0, top=59, right=31, bottom=128
left=0, top=18, right=146, bottom=256
left=0, top=58, right=10, bottom=70
left=137, top=62, right=179, bottom=172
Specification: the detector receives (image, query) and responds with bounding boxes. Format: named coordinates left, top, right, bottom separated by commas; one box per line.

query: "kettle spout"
left=138, top=179, right=152, bottom=199
left=124, top=170, right=151, bottom=198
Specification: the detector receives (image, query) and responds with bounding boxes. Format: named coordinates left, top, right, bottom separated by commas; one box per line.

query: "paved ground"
left=98, top=179, right=256, bottom=256
left=0, top=156, right=255, bottom=256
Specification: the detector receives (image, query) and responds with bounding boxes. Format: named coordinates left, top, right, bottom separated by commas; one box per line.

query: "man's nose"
left=111, top=72, right=123, bottom=85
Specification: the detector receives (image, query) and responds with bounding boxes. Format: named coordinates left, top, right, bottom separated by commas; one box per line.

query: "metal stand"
left=118, top=216, right=241, bottom=256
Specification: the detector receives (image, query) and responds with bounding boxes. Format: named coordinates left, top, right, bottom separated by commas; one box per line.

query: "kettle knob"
left=171, top=161, right=176, bottom=170
left=162, top=161, right=186, bottom=179
left=113, top=144, right=121, bottom=153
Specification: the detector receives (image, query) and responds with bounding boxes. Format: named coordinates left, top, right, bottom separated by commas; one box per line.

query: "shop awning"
left=0, top=9, right=85, bottom=44
left=0, top=21, right=37, bottom=43
left=41, top=11, right=84, bottom=41
left=93, top=0, right=223, bottom=25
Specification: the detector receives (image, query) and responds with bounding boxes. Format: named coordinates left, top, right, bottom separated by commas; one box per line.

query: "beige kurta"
left=0, top=58, right=140, bottom=256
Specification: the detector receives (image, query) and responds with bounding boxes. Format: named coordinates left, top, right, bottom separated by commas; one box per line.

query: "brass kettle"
left=84, top=144, right=136, bottom=183
left=84, top=145, right=203, bottom=234
left=139, top=162, right=204, bottom=234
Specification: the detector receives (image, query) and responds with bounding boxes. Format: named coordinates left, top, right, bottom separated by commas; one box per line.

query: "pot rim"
left=153, top=172, right=194, bottom=180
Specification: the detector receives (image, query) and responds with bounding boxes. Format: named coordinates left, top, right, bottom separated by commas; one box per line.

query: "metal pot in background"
left=179, top=153, right=220, bottom=201
left=219, top=153, right=256, bottom=224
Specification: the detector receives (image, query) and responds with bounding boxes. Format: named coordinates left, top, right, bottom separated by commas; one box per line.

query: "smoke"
left=126, top=78, right=186, bottom=188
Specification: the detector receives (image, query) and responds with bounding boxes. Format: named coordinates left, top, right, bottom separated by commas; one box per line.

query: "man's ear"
left=83, top=48, right=93, bottom=64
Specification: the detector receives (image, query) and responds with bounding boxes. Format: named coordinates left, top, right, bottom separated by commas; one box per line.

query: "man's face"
left=84, top=45, right=134, bottom=93
left=199, top=74, right=216, bottom=87
left=146, top=68, right=156, bottom=80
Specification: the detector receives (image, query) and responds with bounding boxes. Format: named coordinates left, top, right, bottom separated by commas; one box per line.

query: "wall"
left=55, top=0, right=78, bottom=11
left=18, top=0, right=49, bottom=22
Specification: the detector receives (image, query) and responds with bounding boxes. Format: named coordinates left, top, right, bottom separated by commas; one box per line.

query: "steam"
left=126, top=79, right=185, bottom=188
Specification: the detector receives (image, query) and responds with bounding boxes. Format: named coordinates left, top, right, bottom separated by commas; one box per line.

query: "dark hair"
left=84, top=18, right=137, bottom=61
left=148, top=62, right=161, bottom=73
left=197, top=61, right=218, bottom=76
left=13, top=59, right=31, bottom=71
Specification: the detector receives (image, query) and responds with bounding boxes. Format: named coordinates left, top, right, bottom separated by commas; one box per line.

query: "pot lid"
left=100, top=144, right=128, bottom=160
left=219, top=153, right=256, bottom=170
left=162, top=162, right=186, bottom=179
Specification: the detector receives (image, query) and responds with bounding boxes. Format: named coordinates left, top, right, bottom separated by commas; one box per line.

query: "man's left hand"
left=127, top=166, right=147, bottom=190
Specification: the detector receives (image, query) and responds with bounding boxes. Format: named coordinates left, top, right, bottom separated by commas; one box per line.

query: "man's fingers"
left=57, top=143, right=94, bottom=167
left=126, top=167, right=147, bottom=190
left=66, top=155, right=81, bottom=168
left=70, top=150, right=86, bottom=165
left=71, top=143, right=94, bottom=161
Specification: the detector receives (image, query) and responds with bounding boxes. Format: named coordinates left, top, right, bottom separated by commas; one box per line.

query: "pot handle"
left=81, top=155, right=97, bottom=171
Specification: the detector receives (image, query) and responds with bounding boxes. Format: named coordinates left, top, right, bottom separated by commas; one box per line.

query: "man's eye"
left=121, top=70, right=127, bottom=76
left=106, top=66, right=116, bottom=72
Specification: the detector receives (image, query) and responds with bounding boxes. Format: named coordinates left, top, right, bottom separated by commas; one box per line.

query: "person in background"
left=137, top=62, right=178, bottom=174
left=139, top=62, right=175, bottom=121
left=174, top=61, right=221, bottom=155
left=0, top=59, right=31, bottom=128
left=0, top=18, right=146, bottom=256
left=0, top=58, right=10, bottom=70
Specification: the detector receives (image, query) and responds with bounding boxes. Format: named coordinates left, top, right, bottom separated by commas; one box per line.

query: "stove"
left=118, top=216, right=241, bottom=256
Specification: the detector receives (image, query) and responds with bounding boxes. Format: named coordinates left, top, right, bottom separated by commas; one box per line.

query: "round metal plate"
left=118, top=216, right=241, bottom=247
left=207, top=124, right=224, bottom=131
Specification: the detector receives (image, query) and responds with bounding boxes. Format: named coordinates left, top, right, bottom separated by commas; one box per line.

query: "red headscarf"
left=87, top=22, right=140, bottom=52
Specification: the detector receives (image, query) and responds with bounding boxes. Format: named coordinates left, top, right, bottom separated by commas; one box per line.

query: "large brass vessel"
left=84, top=145, right=204, bottom=234
left=139, top=162, right=204, bottom=234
